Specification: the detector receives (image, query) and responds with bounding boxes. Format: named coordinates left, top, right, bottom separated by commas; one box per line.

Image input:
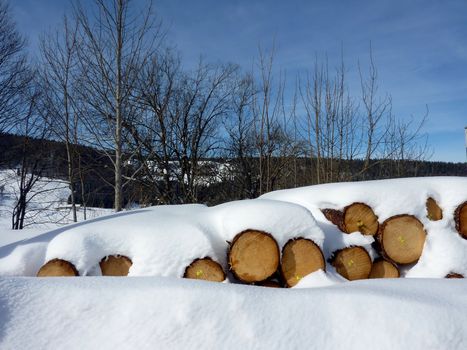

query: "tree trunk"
left=114, top=0, right=124, bottom=212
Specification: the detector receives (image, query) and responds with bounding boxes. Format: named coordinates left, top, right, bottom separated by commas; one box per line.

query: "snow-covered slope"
left=0, top=277, right=466, bottom=350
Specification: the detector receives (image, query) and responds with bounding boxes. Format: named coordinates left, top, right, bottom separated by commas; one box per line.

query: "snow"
left=0, top=176, right=467, bottom=348
left=0, top=277, right=466, bottom=349
left=0, top=169, right=111, bottom=231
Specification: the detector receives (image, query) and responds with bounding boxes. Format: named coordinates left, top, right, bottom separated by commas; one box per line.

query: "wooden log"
left=343, top=202, right=379, bottom=235
left=228, top=230, right=280, bottom=283
left=257, top=280, right=282, bottom=288
left=426, top=197, right=443, bottom=221
left=37, top=259, right=79, bottom=277
left=321, top=208, right=345, bottom=231
left=331, top=246, right=372, bottom=281
left=378, top=215, right=426, bottom=264
left=369, top=259, right=400, bottom=279
left=100, top=255, right=132, bottom=276
left=454, top=201, right=467, bottom=239
left=184, top=257, right=225, bottom=282
left=445, top=273, right=464, bottom=279
left=280, top=238, right=325, bottom=287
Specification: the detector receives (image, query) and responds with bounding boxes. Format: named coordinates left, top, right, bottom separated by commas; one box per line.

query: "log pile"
left=34, top=196, right=467, bottom=285
left=323, top=201, right=428, bottom=280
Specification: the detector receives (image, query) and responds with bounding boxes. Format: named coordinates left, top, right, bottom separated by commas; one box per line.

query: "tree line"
left=1, top=0, right=454, bottom=228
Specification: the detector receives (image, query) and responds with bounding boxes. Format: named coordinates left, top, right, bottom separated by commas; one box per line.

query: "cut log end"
left=100, top=255, right=132, bottom=276
left=228, top=230, right=280, bottom=283
left=321, top=208, right=345, bottom=231
left=280, top=238, right=325, bottom=287
left=369, top=259, right=400, bottom=279
left=445, top=273, right=464, bottom=279
left=37, top=259, right=79, bottom=277
left=379, top=215, right=426, bottom=265
left=343, top=203, right=378, bottom=235
left=331, top=246, right=372, bottom=281
left=184, top=258, right=225, bottom=282
left=454, top=201, right=467, bottom=239
left=426, top=197, right=443, bottom=221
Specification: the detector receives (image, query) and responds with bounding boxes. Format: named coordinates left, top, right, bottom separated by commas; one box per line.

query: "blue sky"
left=11, top=0, right=467, bottom=162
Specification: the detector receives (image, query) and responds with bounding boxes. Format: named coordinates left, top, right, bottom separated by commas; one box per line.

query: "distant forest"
left=1, top=133, right=465, bottom=209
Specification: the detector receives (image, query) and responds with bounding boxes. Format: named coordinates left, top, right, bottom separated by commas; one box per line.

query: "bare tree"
left=0, top=0, right=31, bottom=133
left=171, top=61, right=237, bottom=203
left=10, top=85, right=62, bottom=229
left=358, top=46, right=393, bottom=174
left=74, top=0, right=161, bottom=211
left=39, top=16, right=81, bottom=222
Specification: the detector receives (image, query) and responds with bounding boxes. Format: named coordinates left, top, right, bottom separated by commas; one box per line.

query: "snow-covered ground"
left=0, top=176, right=466, bottom=349
left=0, top=277, right=465, bottom=349
left=0, top=169, right=112, bottom=246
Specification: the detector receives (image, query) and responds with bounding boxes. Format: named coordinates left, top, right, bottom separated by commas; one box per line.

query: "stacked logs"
left=35, top=196, right=467, bottom=284
left=36, top=229, right=326, bottom=288
left=324, top=197, right=467, bottom=280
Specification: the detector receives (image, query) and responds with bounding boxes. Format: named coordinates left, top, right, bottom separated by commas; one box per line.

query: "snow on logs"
left=330, top=247, right=372, bottom=281
left=322, top=202, right=378, bottom=235
left=369, top=259, right=400, bottom=279
left=228, top=230, right=280, bottom=283
left=184, top=258, right=226, bottom=282
left=100, top=255, right=132, bottom=276
left=280, top=238, right=325, bottom=287
left=37, top=259, right=79, bottom=277
left=454, top=201, right=467, bottom=239
left=378, top=215, right=426, bottom=265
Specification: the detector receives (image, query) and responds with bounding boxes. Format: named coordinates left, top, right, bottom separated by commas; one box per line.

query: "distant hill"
left=0, top=132, right=466, bottom=207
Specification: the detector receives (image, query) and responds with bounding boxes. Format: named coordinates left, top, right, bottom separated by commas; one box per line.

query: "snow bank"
left=262, top=176, right=467, bottom=277
left=0, top=276, right=466, bottom=350
left=0, top=199, right=323, bottom=278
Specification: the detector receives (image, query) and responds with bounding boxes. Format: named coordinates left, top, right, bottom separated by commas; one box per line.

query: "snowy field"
left=0, top=169, right=111, bottom=245
left=0, top=176, right=466, bottom=349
